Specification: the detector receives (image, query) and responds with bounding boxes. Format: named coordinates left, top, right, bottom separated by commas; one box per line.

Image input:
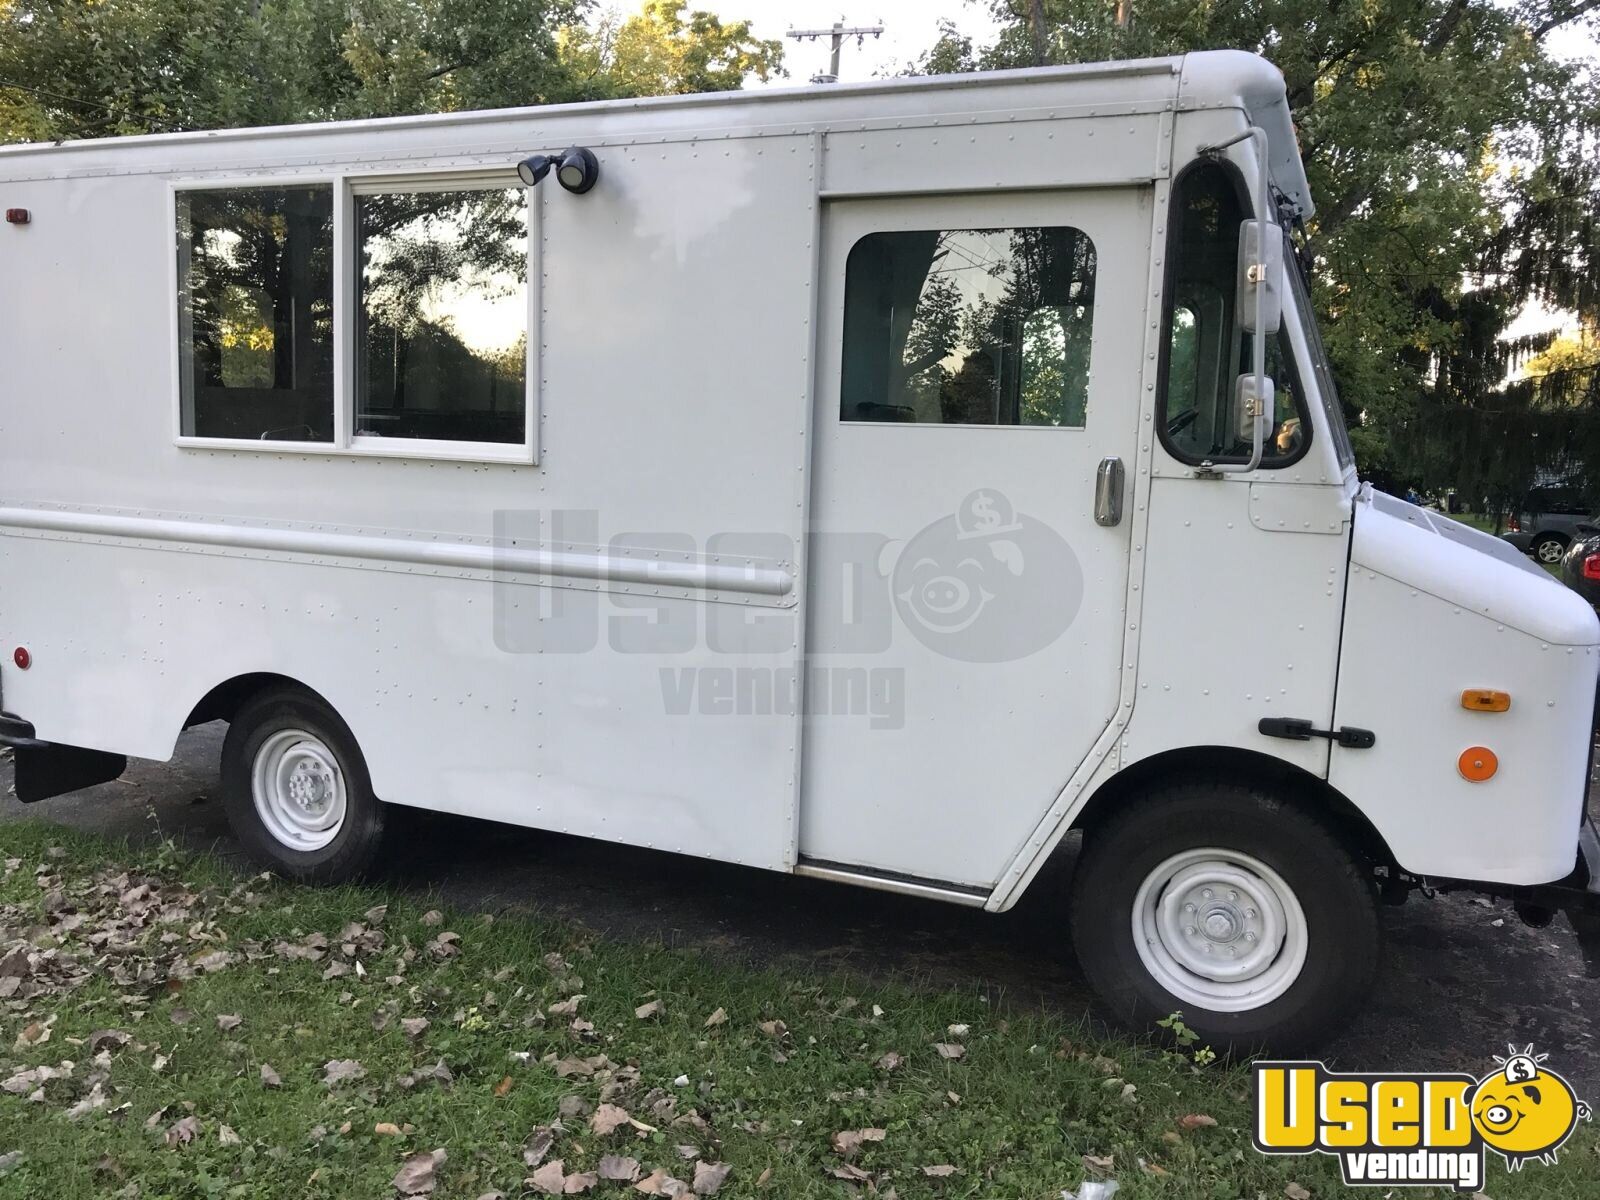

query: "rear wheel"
left=1070, top=780, right=1379, bottom=1054
left=1532, top=533, right=1568, bottom=564
left=220, top=687, right=386, bottom=883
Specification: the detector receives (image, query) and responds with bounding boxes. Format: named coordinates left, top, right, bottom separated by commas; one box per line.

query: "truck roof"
left=0, top=48, right=1312, bottom=216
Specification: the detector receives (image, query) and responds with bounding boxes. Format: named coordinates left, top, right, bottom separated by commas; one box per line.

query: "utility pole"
left=786, top=19, right=886, bottom=84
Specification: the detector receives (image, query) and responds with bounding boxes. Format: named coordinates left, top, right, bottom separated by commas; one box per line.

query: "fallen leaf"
left=599, top=1154, right=641, bottom=1181
left=946, top=1023, right=970, bottom=1037
left=922, top=1164, right=960, bottom=1177
left=634, top=1170, right=690, bottom=1196
left=1285, top=1186, right=1311, bottom=1200
left=757, top=1020, right=787, bottom=1038
left=65, top=1082, right=108, bottom=1121
left=0, top=1152, right=22, bottom=1176
left=692, top=1161, right=731, bottom=1195
left=88, top=1029, right=131, bottom=1054
left=494, top=1075, right=514, bottom=1098
left=591, top=1104, right=633, bottom=1135
left=756, top=1167, right=772, bottom=1187
left=375, top=1123, right=403, bottom=1136
left=933, top=1042, right=965, bottom=1060
left=529, top=1160, right=567, bottom=1195
left=218, top=1125, right=241, bottom=1146
left=260, top=1063, right=282, bottom=1088
left=829, top=1163, right=872, bottom=1183
left=393, top=1148, right=446, bottom=1195
left=634, top=1000, right=662, bottom=1020
left=216, top=1014, right=243, bottom=1031
left=874, top=1051, right=902, bottom=1071
left=165, top=1116, right=201, bottom=1148
left=420, top=910, right=443, bottom=926
left=322, top=1059, right=366, bottom=1086
left=523, top=1127, right=556, bottom=1168
left=564, top=1171, right=598, bottom=1193
left=1178, top=1113, right=1217, bottom=1130
left=401, top=1018, right=430, bottom=1039
left=1081, top=1154, right=1115, bottom=1174
left=703, top=1008, right=727, bottom=1028
left=831, top=1128, right=886, bottom=1157
left=548, top=995, right=584, bottom=1017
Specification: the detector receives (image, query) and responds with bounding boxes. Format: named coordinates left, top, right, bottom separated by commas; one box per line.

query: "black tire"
left=1070, top=780, right=1379, bottom=1055
left=220, top=686, right=387, bottom=883
left=1532, top=533, right=1568, bottom=565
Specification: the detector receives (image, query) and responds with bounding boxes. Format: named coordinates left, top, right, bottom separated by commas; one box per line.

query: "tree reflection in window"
left=840, top=226, right=1096, bottom=427
left=356, top=187, right=527, bottom=445
left=177, top=186, right=335, bottom=441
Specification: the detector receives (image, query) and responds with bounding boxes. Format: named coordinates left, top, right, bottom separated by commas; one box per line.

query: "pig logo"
left=1471, top=1046, right=1589, bottom=1171
left=890, top=489, right=1082, bottom=663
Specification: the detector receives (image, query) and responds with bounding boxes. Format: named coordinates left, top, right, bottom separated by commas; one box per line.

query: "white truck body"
left=1, top=50, right=1596, bottom=1042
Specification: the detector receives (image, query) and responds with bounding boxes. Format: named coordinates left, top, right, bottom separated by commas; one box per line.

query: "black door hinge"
left=1258, top=717, right=1375, bottom=750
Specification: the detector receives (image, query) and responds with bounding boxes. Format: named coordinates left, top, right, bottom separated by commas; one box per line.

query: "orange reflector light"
left=1459, top=746, right=1498, bottom=782
left=1460, top=689, right=1511, bottom=712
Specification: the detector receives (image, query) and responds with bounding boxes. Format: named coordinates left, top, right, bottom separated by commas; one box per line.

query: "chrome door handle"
left=1094, top=456, right=1124, bottom=526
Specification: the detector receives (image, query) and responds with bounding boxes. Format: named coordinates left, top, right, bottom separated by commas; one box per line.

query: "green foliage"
left=926, top=1, right=1600, bottom=499
left=560, top=0, right=783, bottom=98
left=5, top=821, right=1597, bottom=1198
left=0, top=0, right=783, bottom=141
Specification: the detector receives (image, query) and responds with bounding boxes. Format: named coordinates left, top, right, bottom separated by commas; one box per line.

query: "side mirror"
left=1235, top=373, right=1275, bottom=445
left=1236, top=220, right=1283, bottom=335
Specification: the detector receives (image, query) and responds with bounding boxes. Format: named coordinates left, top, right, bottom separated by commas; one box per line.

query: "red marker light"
left=5, top=209, right=29, bottom=225
left=12, top=647, right=30, bottom=670
left=1583, top=554, right=1600, bottom=581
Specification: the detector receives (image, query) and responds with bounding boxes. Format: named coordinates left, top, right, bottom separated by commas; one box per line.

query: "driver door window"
left=1158, top=161, right=1309, bottom=466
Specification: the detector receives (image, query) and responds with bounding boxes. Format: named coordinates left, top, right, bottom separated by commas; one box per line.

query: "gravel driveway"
left=4, top=723, right=1597, bottom=1093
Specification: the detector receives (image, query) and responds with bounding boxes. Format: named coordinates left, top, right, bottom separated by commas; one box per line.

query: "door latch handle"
left=1258, top=717, right=1376, bottom=749
left=1094, top=456, right=1124, bottom=527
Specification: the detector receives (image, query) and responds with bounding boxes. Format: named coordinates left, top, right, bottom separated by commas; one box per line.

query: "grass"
left=1, top=822, right=1597, bottom=1199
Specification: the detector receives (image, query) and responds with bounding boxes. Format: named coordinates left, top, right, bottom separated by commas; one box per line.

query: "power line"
left=785, top=19, right=885, bottom=84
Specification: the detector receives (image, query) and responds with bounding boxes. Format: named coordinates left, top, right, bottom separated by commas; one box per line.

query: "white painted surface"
left=0, top=51, right=1592, bottom=905
left=1329, top=493, right=1600, bottom=884
left=799, top=187, right=1151, bottom=887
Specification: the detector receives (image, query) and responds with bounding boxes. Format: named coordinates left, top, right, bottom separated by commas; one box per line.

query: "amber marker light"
left=1459, top=746, right=1498, bottom=782
left=1461, top=689, right=1511, bottom=712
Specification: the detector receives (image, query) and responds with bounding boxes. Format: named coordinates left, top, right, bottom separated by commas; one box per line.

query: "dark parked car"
left=1504, top=486, right=1597, bottom=565
left=1561, top=526, right=1600, bottom=607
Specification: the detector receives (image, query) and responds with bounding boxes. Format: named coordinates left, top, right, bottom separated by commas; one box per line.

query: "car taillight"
left=1508, top=514, right=1521, bottom=532
left=1583, top=554, right=1600, bottom=581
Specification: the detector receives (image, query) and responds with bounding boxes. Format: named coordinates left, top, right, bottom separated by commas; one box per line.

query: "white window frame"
left=169, top=168, right=540, bottom=465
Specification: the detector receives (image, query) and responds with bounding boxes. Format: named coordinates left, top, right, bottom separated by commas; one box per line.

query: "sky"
left=701, top=0, right=1003, bottom=84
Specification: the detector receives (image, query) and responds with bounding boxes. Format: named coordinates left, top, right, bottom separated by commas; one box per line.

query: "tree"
left=559, top=1, right=782, bottom=97
left=920, top=2, right=1600, bottom=499
left=0, top=0, right=784, bottom=142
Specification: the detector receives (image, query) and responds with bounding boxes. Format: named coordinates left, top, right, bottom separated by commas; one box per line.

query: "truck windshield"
left=1285, top=247, right=1356, bottom=471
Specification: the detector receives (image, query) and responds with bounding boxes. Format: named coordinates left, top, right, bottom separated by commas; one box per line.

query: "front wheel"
left=220, top=686, right=387, bottom=883
left=1070, top=781, right=1379, bottom=1054
left=1532, top=533, right=1568, bottom=565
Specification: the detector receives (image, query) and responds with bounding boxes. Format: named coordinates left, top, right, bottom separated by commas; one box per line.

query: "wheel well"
left=183, top=673, right=326, bottom=729
left=1071, top=745, right=1397, bottom=871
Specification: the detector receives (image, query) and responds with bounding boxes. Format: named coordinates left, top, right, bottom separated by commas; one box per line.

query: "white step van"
left=2, top=50, right=1597, bottom=1050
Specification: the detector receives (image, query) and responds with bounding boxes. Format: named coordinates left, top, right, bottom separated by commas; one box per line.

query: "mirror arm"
left=1197, top=126, right=1272, bottom=477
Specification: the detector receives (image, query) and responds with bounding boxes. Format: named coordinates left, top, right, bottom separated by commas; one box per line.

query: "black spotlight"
left=516, top=154, right=556, bottom=187
left=555, top=146, right=599, bottom=194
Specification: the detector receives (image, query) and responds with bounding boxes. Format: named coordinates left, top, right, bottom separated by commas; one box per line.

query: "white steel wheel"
left=250, top=727, right=348, bottom=852
left=1131, top=847, right=1308, bottom=1014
